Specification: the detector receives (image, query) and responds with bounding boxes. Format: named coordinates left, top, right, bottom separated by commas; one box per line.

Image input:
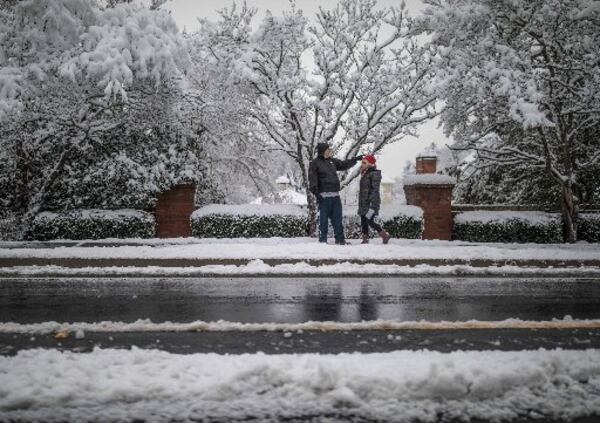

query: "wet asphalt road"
left=3, top=276, right=600, bottom=324
left=2, top=276, right=600, bottom=354
left=3, top=328, right=600, bottom=356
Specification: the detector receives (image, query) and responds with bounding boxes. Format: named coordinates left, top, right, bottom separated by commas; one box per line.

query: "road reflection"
left=2, top=277, right=600, bottom=324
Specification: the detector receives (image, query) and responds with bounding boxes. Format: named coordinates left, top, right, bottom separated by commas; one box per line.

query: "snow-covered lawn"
left=2, top=237, right=599, bottom=262
left=1, top=347, right=599, bottom=422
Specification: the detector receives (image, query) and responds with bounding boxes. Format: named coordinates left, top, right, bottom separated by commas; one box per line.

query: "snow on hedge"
left=403, top=174, right=456, bottom=185
left=192, top=204, right=422, bottom=219
left=192, top=204, right=306, bottom=218
left=36, top=209, right=152, bottom=221
left=30, top=209, right=155, bottom=240
left=453, top=211, right=563, bottom=243
left=579, top=213, right=600, bottom=243
left=191, top=204, right=423, bottom=239
left=454, top=211, right=560, bottom=225
left=376, top=204, right=422, bottom=220
left=1, top=348, right=599, bottom=422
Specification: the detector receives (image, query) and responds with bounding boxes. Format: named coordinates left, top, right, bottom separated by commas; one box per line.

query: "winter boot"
left=361, top=234, right=369, bottom=244
left=379, top=230, right=390, bottom=244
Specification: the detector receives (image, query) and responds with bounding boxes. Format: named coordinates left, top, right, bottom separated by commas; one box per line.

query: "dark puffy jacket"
left=358, top=167, right=382, bottom=216
left=309, top=144, right=359, bottom=195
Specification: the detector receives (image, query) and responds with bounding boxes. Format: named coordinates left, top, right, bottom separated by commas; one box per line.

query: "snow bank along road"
left=1, top=238, right=600, bottom=271
left=1, top=348, right=600, bottom=422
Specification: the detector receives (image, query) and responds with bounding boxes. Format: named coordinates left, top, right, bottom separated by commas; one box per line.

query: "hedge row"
left=191, top=204, right=423, bottom=239
left=453, top=211, right=563, bottom=243
left=578, top=213, right=600, bottom=243
left=0, top=216, right=22, bottom=241
left=336, top=214, right=422, bottom=240
left=29, top=209, right=155, bottom=240
left=192, top=214, right=308, bottom=238
left=20, top=207, right=600, bottom=243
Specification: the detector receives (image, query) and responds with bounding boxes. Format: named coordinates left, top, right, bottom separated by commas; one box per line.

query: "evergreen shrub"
left=29, top=209, right=155, bottom=240
left=578, top=213, right=600, bottom=243
left=191, top=204, right=423, bottom=239
left=453, top=211, right=562, bottom=243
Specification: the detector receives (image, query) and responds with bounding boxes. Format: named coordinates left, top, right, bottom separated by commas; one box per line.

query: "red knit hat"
left=364, top=154, right=376, bottom=165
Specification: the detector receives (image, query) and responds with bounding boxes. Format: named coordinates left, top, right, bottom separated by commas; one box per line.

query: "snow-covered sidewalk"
left=1, top=238, right=599, bottom=271
left=1, top=347, right=599, bottom=422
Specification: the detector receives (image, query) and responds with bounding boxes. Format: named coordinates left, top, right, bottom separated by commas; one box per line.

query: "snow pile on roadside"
left=3, top=262, right=600, bottom=276
left=1, top=348, right=599, bottom=422
left=2, top=316, right=598, bottom=335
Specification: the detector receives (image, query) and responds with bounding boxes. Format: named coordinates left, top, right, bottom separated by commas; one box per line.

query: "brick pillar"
left=404, top=156, right=455, bottom=240
left=155, top=184, right=196, bottom=238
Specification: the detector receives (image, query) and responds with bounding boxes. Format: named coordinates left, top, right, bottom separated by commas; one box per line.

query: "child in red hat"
left=358, top=155, right=390, bottom=244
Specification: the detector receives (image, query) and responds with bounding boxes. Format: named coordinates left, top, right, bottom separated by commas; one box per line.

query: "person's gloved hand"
left=355, top=155, right=364, bottom=162
left=365, top=209, right=375, bottom=220
left=316, top=194, right=323, bottom=204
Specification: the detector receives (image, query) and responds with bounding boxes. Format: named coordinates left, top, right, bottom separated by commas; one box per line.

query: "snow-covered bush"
left=29, top=210, right=155, bottom=241
left=191, top=204, right=423, bottom=239
left=0, top=215, right=23, bottom=241
left=191, top=205, right=308, bottom=238
left=453, top=211, right=562, bottom=244
left=578, top=214, right=600, bottom=243
left=420, top=0, right=600, bottom=243
left=0, top=0, right=209, bottom=229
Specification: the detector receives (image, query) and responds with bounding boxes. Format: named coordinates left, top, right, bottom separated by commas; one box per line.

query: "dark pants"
left=361, top=214, right=382, bottom=235
left=318, top=196, right=344, bottom=242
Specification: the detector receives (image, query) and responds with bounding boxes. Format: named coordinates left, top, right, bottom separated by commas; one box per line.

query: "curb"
left=1, top=257, right=600, bottom=268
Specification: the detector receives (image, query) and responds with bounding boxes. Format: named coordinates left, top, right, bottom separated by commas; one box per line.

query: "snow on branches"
left=0, top=0, right=199, bottom=232
left=195, top=0, right=437, bottom=230
left=421, top=0, right=600, bottom=242
left=0, top=0, right=189, bottom=119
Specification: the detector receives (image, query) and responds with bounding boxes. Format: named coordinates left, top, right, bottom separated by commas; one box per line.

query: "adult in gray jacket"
left=309, top=143, right=362, bottom=244
left=358, top=154, right=390, bottom=244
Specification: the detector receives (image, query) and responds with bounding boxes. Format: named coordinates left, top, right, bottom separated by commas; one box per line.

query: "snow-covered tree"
left=184, top=25, right=279, bottom=205
left=197, top=0, right=437, bottom=234
left=421, top=0, right=600, bottom=242
left=0, top=0, right=196, bottom=231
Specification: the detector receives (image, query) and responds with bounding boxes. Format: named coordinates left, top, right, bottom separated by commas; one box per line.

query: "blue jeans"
left=318, top=196, right=344, bottom=242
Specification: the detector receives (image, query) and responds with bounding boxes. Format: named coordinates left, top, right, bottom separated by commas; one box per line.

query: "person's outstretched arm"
left=332, top=155, right=362, bottom=171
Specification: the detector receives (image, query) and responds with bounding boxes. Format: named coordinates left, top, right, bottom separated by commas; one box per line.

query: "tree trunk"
left=21, top=148, right=71, bottom=236
left=15, top=136, right=30, bottom=215
left=561, top=181, right=577, bottom=243
left=307, top=192, right=318, bottom=237
left=296, top=149, right=318, bottom=237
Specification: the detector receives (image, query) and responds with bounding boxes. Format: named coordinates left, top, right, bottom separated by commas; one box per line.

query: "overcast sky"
left=165, top=0, right=452, bottom=178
